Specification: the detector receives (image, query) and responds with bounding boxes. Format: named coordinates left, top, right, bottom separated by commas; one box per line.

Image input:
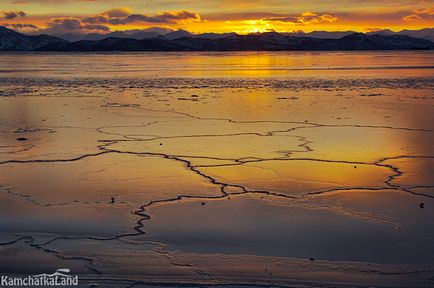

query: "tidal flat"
left=0, top=51, right=433, bottom=288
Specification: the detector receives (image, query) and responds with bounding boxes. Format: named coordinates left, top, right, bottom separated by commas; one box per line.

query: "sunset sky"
left=1, top=0, right=434, bottom=35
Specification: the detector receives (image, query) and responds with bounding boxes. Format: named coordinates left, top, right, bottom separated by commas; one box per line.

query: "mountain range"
left=367, top=28, right=434, bottom=42
left=284, top=28, right=434, bottom=42
left=45, top=28, right=434, bottom=42
left=0, top=26, right=68, bottom=51
left=79, top=29, right=237, bottom=41
left=1, top=26, right=433, bottom=52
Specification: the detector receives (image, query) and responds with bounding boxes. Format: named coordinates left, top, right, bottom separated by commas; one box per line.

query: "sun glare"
left=241, top=20, right=272, bottom=34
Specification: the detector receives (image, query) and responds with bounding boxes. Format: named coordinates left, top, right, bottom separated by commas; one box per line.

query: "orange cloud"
left=1, top=23, right=37, bottom=30
left=3, top=2, right=434, bottom=36
left=26, top=8, right=201, bottom=36
left=364, top=27, right=384, bottom=33
left=262, top=11, right=338, bottom=25
left=404, top=5, right=434, bottom=21
left=82, top=9, right=201, bottom=25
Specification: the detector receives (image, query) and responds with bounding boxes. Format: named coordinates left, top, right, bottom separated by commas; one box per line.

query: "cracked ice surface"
left=0, top=52, right=434, bottom=288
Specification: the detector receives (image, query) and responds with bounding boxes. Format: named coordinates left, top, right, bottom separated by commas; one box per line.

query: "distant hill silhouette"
left=37, top=28, right=434, bottom=43
left=0, top=26, right=68, bottom=51
left=368, top=28, right=434, bottom=42
left=1, top=26, right=433, bottom=51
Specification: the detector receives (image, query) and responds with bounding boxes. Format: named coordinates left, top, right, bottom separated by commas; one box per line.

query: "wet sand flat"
left=0, top=51, right=434, bottom=288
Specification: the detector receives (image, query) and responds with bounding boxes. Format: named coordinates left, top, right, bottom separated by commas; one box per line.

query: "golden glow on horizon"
left=1, top=0, right=433, bottom=34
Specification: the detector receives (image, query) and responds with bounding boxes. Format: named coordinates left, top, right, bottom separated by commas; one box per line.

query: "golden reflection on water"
left=1, top=51, right=434, bottom=78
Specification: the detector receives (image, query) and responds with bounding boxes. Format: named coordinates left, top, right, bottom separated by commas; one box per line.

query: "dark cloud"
left=82, top=24, right=110, bottom=31
left=144, top=10, right=200, bottom=23
left=82, top=15, right=108, bottom=24
left=103, top=8, right=131, bottom=18
left=2, top=10, right=26, bottom=19
left=2, top=23, right=37, bottom=29
left=204, top=12, right=282, bottom=21
left=41, top=17, right=111, bottom=34
left=82, top=9, right=200, bottom=25
left=263, top=12, right=338, bottom=25
left=50, top=18, right=81, bottom=29
left=34, top=8, right=200, bottom=37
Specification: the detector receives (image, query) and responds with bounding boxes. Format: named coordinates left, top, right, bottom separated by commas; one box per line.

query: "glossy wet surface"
left=0, top=51, right=433, bottom=287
